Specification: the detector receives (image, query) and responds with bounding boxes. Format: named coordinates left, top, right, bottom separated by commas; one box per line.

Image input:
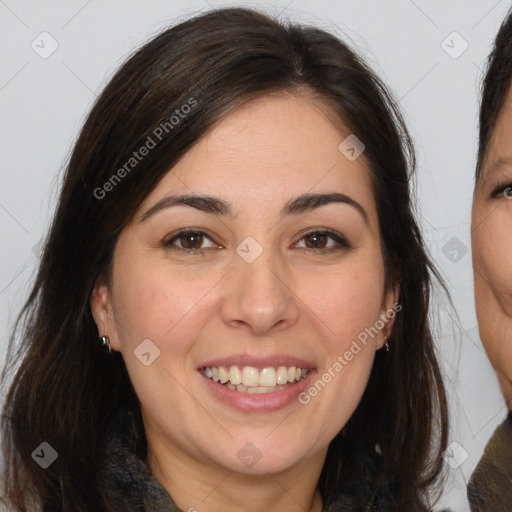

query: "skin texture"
left=472, top=88, right=512, bottom=412
left=91, top=93, right=398, bottom=512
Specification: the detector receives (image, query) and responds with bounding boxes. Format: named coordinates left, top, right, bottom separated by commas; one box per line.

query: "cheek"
left=302, top=321, right=377, bottom=449
left=300, top=253, right=386, bottom=345
left=109, top=255, right=215, bottom=418
left=307, top=254, right=385, bottom=376
left=474, top=210, right=512, bottom=309
left=111, top=253, right=217, bottom=345
left=295, top=251, right=385, bottom=431
left=473, top=209, right=512, bottom=378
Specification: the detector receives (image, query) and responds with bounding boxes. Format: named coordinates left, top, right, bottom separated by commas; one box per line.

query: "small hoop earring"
left=101, top=335, right=112, bottom=354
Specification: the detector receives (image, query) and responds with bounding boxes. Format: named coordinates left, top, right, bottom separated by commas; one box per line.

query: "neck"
left=146, top=437, right=326, bottom=512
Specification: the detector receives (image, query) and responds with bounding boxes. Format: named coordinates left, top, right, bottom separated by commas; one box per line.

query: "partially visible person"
left=468, top=8, right=512, bottom=510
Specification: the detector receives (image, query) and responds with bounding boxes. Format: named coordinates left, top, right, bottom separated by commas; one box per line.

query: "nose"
left=219, top=247, right=301, bottom=336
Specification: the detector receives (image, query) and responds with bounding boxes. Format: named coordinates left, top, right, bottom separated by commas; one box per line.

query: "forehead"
left=145, top=93, right=375, bottom=210
left=480, top=88, right=512, bottom=181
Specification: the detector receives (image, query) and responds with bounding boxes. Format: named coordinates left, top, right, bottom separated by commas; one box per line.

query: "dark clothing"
left=467, top=411, right=512, bottom=510
left=102, top=410, right=395, bottom=511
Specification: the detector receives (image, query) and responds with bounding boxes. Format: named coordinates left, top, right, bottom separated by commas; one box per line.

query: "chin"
left=209, top=442, right=309, bottom=476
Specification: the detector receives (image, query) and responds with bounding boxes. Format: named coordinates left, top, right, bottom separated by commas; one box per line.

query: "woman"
left=0, top=7, right=448, bottom=511
left=468, top=8, right=512, bottom=510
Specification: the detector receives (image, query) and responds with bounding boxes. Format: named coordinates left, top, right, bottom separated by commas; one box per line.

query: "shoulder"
left=467, top=412, right=512, bottom=511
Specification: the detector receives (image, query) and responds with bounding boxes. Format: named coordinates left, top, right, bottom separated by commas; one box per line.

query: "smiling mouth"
left=201, top=365, right=309, bottom=394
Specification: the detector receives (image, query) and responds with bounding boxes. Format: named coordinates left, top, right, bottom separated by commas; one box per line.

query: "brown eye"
left=295, top=229, right=351, bottom=253
left=178, top=232, right=204, bottom=249
left=304, top=232, right=329, bottom=249
left=163, top=229, right=217, bottom=253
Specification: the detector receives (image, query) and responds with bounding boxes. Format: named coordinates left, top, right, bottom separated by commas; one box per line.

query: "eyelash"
left=491, top=183, right=512, bottom=199
left=162, top=228, right=352, bottom=256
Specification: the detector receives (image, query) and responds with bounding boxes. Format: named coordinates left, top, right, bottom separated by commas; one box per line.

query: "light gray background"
left=1, top=1, right=511, bottom=510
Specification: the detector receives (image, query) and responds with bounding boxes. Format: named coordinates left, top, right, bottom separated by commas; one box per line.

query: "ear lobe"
left=377, top=284, right=400, bottom=350
left=90, top=279, right=119, bottom=351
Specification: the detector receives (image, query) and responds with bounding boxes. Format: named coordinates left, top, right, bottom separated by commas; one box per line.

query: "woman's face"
left=472, top=87, right=512, bottom=409
left=92, top=94, right=397, bottom=476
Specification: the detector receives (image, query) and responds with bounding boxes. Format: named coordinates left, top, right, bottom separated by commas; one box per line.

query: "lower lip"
left=199, top=370, right=316, bottom=412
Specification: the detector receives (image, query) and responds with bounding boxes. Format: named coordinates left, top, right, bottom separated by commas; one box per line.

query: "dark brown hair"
left=476, top=7, right=512, bottom=180
left=1, top=6, right=448, bottom=511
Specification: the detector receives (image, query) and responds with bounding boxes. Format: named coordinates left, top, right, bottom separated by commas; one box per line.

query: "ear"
left=376, top=283, right=400, bottom=350
left=90, top=277, right=121, bottom=352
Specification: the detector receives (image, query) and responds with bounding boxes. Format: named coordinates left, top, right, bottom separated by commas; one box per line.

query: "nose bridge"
left=221, top=236, right=300, bottom=334
left=242, top=246, right=284, bottom=299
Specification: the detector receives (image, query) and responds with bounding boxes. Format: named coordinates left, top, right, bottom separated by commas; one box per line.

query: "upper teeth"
left=203, top=365, right=308, bottom=387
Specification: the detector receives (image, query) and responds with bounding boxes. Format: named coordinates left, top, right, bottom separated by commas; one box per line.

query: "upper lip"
left=198, top=354, right=316, bottom=370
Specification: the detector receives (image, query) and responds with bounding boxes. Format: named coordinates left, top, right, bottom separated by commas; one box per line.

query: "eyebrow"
left=140, top=192, right=368, bottom=224
left=484, top=156, right=512, bottom=179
